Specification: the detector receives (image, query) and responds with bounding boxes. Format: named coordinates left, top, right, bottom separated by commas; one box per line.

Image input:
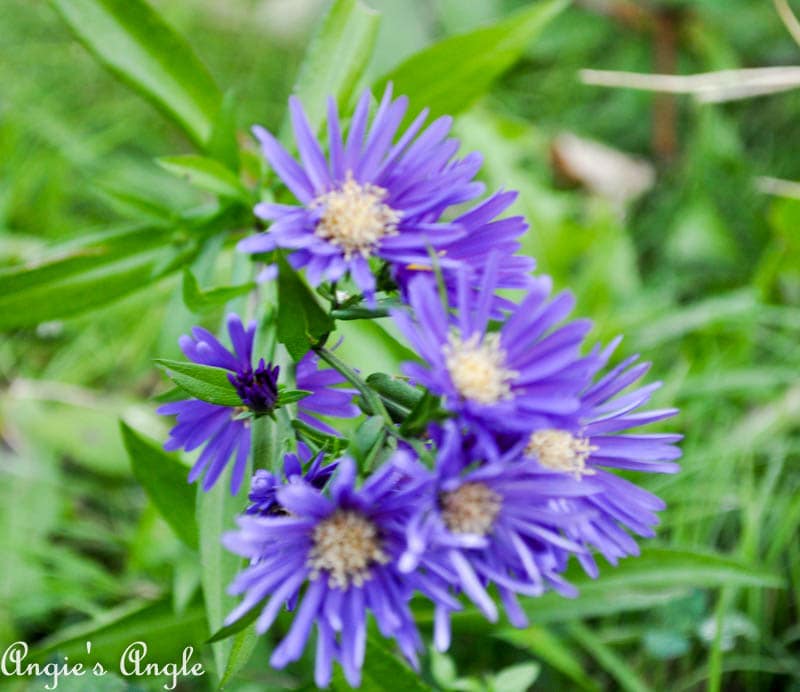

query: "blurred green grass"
left=1, top=0, right=799, bottom=690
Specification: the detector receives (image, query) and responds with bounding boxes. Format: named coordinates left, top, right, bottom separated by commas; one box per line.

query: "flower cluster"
left=156, top=86, right=681, bottom=687
left=158, top=314, right=357, bottom=494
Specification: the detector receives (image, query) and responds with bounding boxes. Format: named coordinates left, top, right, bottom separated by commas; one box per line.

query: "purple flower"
left=296, top=350, right=359, bottom=436
left=157, top=315, right=357, bottom=495
left=522, top=338, right=681, bottom=576
left=238, top=85, right=484, bottom=297
left=246, top=444, right=338, bottom=516
left=394, top=424, right=600, bottom=651
left=392, top=256, right=595, bottom=458
left=223, top=457, right=449, bottom=687
left=158, top=314, right=273, bottom=495
left=394, top=190, right=535, bottom=318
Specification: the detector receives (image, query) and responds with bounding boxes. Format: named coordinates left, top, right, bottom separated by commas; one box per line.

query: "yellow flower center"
left=525, top=429, right=596, bottom=479
left=312, top=173, right=401, bottom=259
left=307, top=510, right=389, bottom=589
left=443, top=333, right=517, bottom=405
left=440, top=482, right=502, bottom=536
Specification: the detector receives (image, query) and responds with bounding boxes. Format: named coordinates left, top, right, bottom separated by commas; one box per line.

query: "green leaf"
left=208, top=89, right=241, bottom=172
left=374, top=0, right=569, bottom=121
left=207, top=596, right=265, bottom=644
left=31, top=597, right=207, bottom=671
left=276, top=257, right=335, bottom=360
left=489, top=663, right=540, bottom=692
left=49, top=0, right=222, bottom=147
left=399, top=390, right=444, bottom=437
left=331, top=304, right=393, bottom=320
left=120, top=422, right=198, bottom=549
left=291, top=418, right=349, bottom=456
left=155, top=358, right=241, bottom=407
left=182, top=269, right=255, bottom=314
left=568, top=547, right=785, bottom=592
left=366, top=372, right=423, bottom=409
left=514, top=547, right=784, bottom=625
left=429, top=649, right=458, bottom=687
left=331, top=633, right=430, bottom=691
left=285, top=0, right=380, bottom=136
left=218, top=625, right=260, bottom=689
left=277, top=388, right=313, bottom=405
left=498, top=626, right=598, bottom=691
left=349, top=415, right=386, bottom=471
left=252, top=411, right=282, bottom=475
left=0, top=223, right=175, bottom=329
left=425, top=547, right=783, bottom=629
left=567, top=622, right=653, bottom=692
left=159, top=155, right=248, bottom=200
left=0, top=205, right=243, bottom=329
left=197, top=463, right=252, bottom=679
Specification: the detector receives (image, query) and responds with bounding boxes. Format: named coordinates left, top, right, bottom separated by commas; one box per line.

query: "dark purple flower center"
left=230, top=359, right=279, bottom=415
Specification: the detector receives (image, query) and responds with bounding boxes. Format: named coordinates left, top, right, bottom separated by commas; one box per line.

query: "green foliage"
left=121, top=422, right=199, bottom=549
left=349, top=415, right=386, bottom=469
left=155, top=358, right=242, bottom=407
left=331, top=634, right=431, bottom=691
left=399, top=390, right=445, bottom=437
left=276, top=256, right=335, bottom=360
left=158, top=155, right=249, bottom=201
left=276, top=388, right=312, bottom=405
left=286, top=0, right=380, bottom=135
left=197, top=464, right=252, bottom=680
left=2, top=0, right=800, bottom=690
left=0, top=223, right=175, bottom=329
left=49, top=0, right=222, bottom=147
left=31, top=597, right=208, bottom=670
left=182, top=269, right=256, bottom=314
left=375, top=0, right=569, bottom=121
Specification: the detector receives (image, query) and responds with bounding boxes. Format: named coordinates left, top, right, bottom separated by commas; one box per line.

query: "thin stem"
left=331, top=306, right=390, bottom=320
left=775, top=0, right=800, bottom=48
left=251, top=414, right=279, bottom=474
left=313, top=346, right=393, bottom=425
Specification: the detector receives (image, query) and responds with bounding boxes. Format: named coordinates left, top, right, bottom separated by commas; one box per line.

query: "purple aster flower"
left=392, top=256, right=595, bottom=458
left=223, top=457, right=451, bottom=687
left=158, top=314, right=275, bottom=495
left=246, top=444, right=338, bottom=516
left=157, top=315, right=356, bottom=495
left=238, top=85, right=484, bottom=297
left=296, top=349, right=359, bottom=436
left=521, top=338, right=681, bottom=576
left=394, top=190, right=535, bottom=317
left=394, top=424, right=601, bottom=651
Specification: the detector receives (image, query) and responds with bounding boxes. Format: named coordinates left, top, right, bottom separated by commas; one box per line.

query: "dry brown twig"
left=580, top=0, right=800, bottom=103
left=580, top=66, right=800, bottom=102
left=774, top=0, right=800, bottom=48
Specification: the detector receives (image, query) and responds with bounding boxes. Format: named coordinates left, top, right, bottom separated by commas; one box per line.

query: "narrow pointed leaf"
left=197, top=464, right=252, bottom=678
left=375, top=0, right=569, bottom=121
left=155, top=358, right=241, bottom=407
left=120, top=422, right=198, bottom=549
left=182, top=269, right=255, bottom=314
left=49, top=0, right=222, bottom=146
left=159, top=155, right=248, bottom=200
left=285, top=0, right=380, bottom=136
left=276, top=389, right=313, bottom=405
left=276, top=257, right=335, bottom=360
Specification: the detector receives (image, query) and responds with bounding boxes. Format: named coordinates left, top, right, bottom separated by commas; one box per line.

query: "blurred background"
left=1, top=0, right=799, bottom=690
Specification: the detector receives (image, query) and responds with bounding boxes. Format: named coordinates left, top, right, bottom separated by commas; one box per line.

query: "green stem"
left=251, top=414, right=279, bottom=474
left=313, top=346, right=393, bottom=425
left=331, top=306, right=390, bottom=320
